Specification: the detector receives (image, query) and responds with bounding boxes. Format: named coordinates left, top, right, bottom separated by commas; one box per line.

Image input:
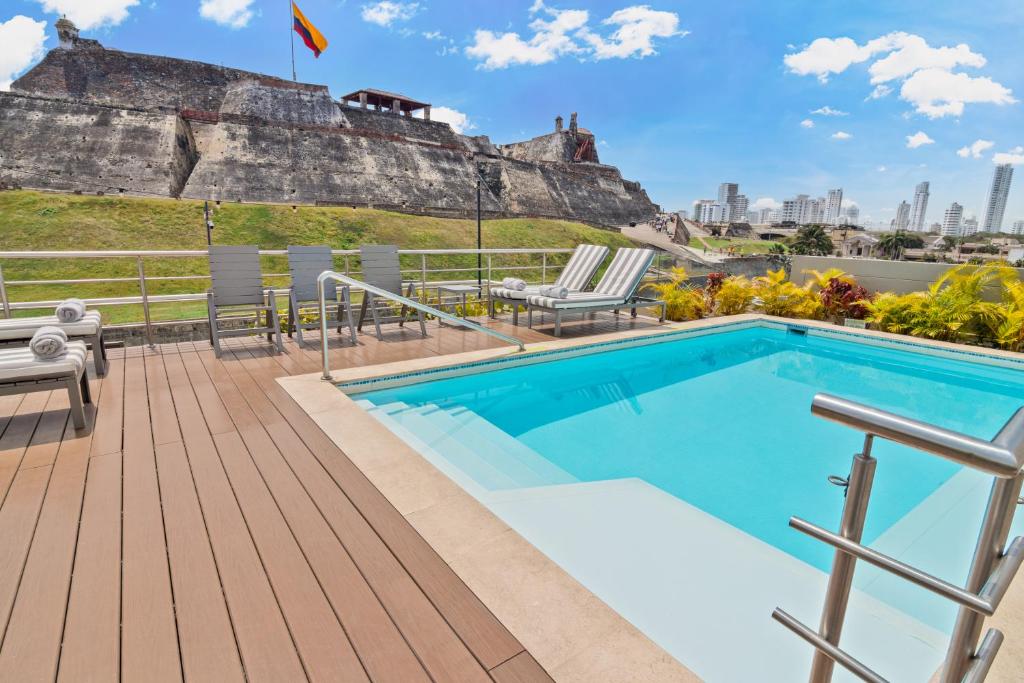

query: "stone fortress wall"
left=0, top=20, right=658, bottom=227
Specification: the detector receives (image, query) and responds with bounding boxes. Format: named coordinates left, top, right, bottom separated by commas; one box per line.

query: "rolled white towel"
left=501, top=277, right=527, bottom=291
left=55, top=298, right=86, bottom=323
left=30, top=326, right=68, bottom=360
left=539, top=284, right=569, bottom=299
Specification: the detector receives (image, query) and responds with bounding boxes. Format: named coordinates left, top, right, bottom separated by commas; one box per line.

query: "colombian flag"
left=293, top=2, right=328, bottom=58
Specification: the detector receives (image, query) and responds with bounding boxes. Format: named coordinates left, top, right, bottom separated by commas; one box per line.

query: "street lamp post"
left=476, top=178, right=482, bottom=287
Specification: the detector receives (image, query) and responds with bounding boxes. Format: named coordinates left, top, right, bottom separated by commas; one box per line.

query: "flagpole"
left=289, top=1, right=297, bottom=81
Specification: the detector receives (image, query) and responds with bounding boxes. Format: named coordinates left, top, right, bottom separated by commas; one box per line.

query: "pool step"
left=359, top=400, right=573, bottom=490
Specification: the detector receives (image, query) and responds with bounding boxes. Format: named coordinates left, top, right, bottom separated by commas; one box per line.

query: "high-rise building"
left=909, top=181, right=930, bottom=231
left=781, top=194, right=810, bottom=223
left=732, top=194, right=749, bottom=222
left=844, top=205, right=860, bottom=225
left=1013, top=220, right=1024, bottom=236
left=962, top=216, right=979, bottom=236
left=717, top=183, right=739, bottom=220
left=824, top=189, right=843, bottom=225
left=693, top=199, right=715, bottom=222
left=703, top=203, right=728, bottom=223
left=893, top=201, right=911, bottom=230
left=942, top=202, right=964, bottom=236
left=983, top=164, right=1014, bottom=232
left=757, top=207, right=776, bottom=224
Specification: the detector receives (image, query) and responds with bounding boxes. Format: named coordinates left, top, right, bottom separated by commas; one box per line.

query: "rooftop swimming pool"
left=348, top=322, right=1024, bottom=681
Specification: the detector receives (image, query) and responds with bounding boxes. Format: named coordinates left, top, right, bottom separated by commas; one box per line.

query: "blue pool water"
left=357, top=326, right=1024, bottom=572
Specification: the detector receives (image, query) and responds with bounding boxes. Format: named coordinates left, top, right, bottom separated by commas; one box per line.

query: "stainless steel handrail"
left=811, top=393, right=1024, bottom=478
left=777, top=393, right=1024, bottom=683
left=316, top=270, right=525, bottom=381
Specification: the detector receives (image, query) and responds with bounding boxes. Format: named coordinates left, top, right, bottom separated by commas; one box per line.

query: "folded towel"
left=30, top=326, right=68, bottom=360
left=539, top=284, right=569, bottom=299
left=502, top=277, right=527, bottom=291
left=55, top=298, right=86, bottom=323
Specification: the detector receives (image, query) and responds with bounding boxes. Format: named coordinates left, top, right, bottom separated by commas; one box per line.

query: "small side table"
left=436, top=284, right=481, bottom=323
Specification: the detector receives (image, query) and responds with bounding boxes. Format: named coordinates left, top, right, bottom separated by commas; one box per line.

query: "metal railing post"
left=0, top=264, right=11, bottom=318
left=136, top=256, right=155, bottom=348
left=809, top=435, right=876, bottom=683
left=940, top=471, right=1024, bottom=682
left=486, top=254, right=492, bottom=293
left=420, top=254, right=427, bottom=303
left=541, top=253, right=548, bottom=285
left=319, top=277, right=331, bottom=381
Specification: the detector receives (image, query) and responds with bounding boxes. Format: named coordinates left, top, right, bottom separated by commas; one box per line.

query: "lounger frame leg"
left=90, top=330, right=108, bottom=377
left=341, top=286, right=357, bottom=344
left=512, top=304, right=519, bottom=326
left=266, top=291, right=284, bottom=355
left=554, top=309, right=562, bottom=337
left=290, top=289, right=304, bottom=346
left=207, top=291, right=222, bottom=358
left=367, top=293, right=384, bottom=340
left=527, top=306, right=533, bottom=329
left=66, top=374, right=87, bottom=430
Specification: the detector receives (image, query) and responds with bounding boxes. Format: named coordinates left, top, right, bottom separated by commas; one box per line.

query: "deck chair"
left=356, top=245, right=426, bottom=340
left=526, top=248, right=666, bottom=337
left=286, top=245, right=356, bottom=346
left=206, top=245, right=284, bottom=358
left=0, top=341, right=91, bottom=429
left=0, top=309, right=107, bottom=376
left=489, top=243, right=609, bottom=325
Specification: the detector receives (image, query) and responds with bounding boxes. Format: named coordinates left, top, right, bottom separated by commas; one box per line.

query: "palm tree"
left=789, top=225, right=833, bottom=255
left=768, top=242, right=787, bottom=255
left=878, top=230, right=910, bottom=259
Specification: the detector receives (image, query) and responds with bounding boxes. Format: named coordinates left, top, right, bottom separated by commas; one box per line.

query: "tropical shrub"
left=713, top=275, right=755, bottom=315
left=802, top=267, right=851, bottom=291
left=987, top=279, right=1024, bottom=351
left=861, top=292, right=923, bottom=334
left=907, top=264, right=1008, bottom=343
left=819, top=277, right=872, bottom=320
left=645, top=267, right=705, bottom=322
left=789, top=225, right=833, bottom=256
left=752, top=269, right=823, bottom=319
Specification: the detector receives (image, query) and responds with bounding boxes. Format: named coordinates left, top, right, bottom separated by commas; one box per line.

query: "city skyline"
left=0, top=1, right=1021, bottom=225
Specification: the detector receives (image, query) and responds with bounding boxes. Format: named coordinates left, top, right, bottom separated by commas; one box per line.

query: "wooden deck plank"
left=211, top=350, right=435, bottom=683
left=0, top=465, right=52, bottom=642
left=144, top=352, right=182, bottom=445
left=224, top=350, right=503, bottom=679
left=490, top=652, right=556, bottom=683
left=89, top=349, right=126, bottom=457
left=58, top=452, right=122, bottom=682
left=18, top=389, right=70, bottom=471
left=0, top=392, right=50, bottom=502
left=160, top=353, right=308, bottom=682
left=153, top=438, right=245, bottom=682
left=120, top=355, right=182, bottom=682
left=247, top=358, right=526, bottom=669
left=0, top=391, right=100, bottom=679
left=0, top=395, right=25, bottom=438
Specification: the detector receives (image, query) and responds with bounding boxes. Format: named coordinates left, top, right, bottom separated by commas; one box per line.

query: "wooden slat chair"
left=0, top=341, right=91, bottom=429
left=356, top=245, right=426, bottom=340
left=286, top=245, right=356, bottom=346
left=206, top=245, right=284, bottom=357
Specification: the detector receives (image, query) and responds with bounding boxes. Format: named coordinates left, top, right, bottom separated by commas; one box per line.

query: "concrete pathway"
left=620, top=223, right=726, bottom=266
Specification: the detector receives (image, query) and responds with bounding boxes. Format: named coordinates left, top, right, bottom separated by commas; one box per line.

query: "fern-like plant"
left=645, top=267, right=705, bottom=321
left=713, top=275, right=755, bottom=315
left=752, top=269, right=823, bottom=319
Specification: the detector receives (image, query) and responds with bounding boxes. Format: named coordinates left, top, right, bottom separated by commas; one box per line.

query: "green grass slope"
left=0, top=190, right=635, bottom=323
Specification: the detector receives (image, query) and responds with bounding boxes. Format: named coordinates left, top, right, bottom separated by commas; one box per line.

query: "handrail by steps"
left=316, top=270, right=525, bottom=381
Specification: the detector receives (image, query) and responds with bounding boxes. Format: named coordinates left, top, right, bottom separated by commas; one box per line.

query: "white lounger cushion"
left=491, top=286, right=539, bottom=300
left=493, top=244, right=610, bottom=301
left=525, top=292, right=625, bottom=309
left=0, top=311, right=102, bottom=341
left=0, top=341, right=87, bottom=381
left=527, top=248, right=655, bottom=309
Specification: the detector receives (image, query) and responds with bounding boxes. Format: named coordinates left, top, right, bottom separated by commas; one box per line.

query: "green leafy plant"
left=789, top=225, right=833, bottom=256
left=861, top=292, right=924, bottom=334
left=644, top=267, right=705, bottom=321
left=752, top=268, right=823, bottom=319
left=712, top=275, right=755, bottom=315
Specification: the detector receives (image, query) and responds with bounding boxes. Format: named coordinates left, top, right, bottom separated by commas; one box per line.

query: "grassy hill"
left=0, top=190, right=635, bottom=324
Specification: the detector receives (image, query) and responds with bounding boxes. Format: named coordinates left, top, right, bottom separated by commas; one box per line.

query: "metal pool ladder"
left=773, top=393, right=1024, bottom=683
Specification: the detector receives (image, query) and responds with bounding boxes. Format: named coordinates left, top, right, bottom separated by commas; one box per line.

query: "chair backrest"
left=208, top=245, right=266, bottom=307
left=359, top=244, right=402, bottom=295
left=554, top=244, right=609, bottom=291
left=593, top=248, right=656, bottom=299
left=288, top=245, right=336, bottom=302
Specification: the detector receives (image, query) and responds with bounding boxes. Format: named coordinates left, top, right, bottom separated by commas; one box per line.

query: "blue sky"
left=2, top=0, right=1023, bottom=228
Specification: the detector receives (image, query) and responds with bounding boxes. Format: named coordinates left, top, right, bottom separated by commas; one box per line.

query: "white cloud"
left=430, top=106, right=475, bottom=134
left=957, top=139, right=994, bottom=158
left=785, top=32, right=1015, bottom=118
left=905, top=131, right=934, bottom=148
left=993, top=146, right=1024, bottom=165
left=900, top=67, right=1015, bottom=118
left=581, top=5, right=684, bottom=60
left=810, top=106, right=847, bottom=116
left=800, top=119, right=814, bottom=128
left=466, top=3, right=684, bottom=70
left=877, top=166, right=887, bottom=172
left=199, top=0, right=254, bottom=28
left=752, top=197, right=781, bottom=210
left=422, top=30, right=444, bottom=40
left=831, top=131, right=852, bottom=140
left=34, top=0, right=140, bottom=30
left=0, top=15, right=47, bottom=91
left=361, top=1, right=419, bottom=27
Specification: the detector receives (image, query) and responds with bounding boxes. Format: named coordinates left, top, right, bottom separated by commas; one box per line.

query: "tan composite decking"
left=0, top=312, right=659, bottom=682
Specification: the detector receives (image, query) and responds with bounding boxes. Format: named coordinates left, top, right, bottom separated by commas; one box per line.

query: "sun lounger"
left=526, top=247, right=666, bottom=336
left=0, top=309, right=107, bottom=376
left=356, top=245, right=426, bottom=340
left=489, top=244, right=609, bottom=325
left=0, top=340, right=91, bottom=429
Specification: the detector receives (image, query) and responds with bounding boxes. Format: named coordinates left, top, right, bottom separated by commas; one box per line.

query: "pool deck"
left=0, top=311, right=664, bottom=682
left=2, top=310, right=1024, bottom=681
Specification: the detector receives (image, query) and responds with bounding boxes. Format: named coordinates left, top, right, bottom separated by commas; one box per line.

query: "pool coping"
left=278, top=314, right=1024, bottom=681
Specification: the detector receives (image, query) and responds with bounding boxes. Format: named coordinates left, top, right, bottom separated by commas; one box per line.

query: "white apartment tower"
left=893, top=201, right=911, bottom=231
left=844, top=205, right=860, bottom=225
left=1013, top=220, right=1024, bottom=236
left=942, top=202, right=964, bottom=236
left=717, top=183, right=742, bottom=221
left=732, top=195, right=749, bottom=222
left=824, top=189, right=843, bottom=225
left=983, top=164, right=1014, bottom=232
left=909, top=181, right=930, bottom=231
